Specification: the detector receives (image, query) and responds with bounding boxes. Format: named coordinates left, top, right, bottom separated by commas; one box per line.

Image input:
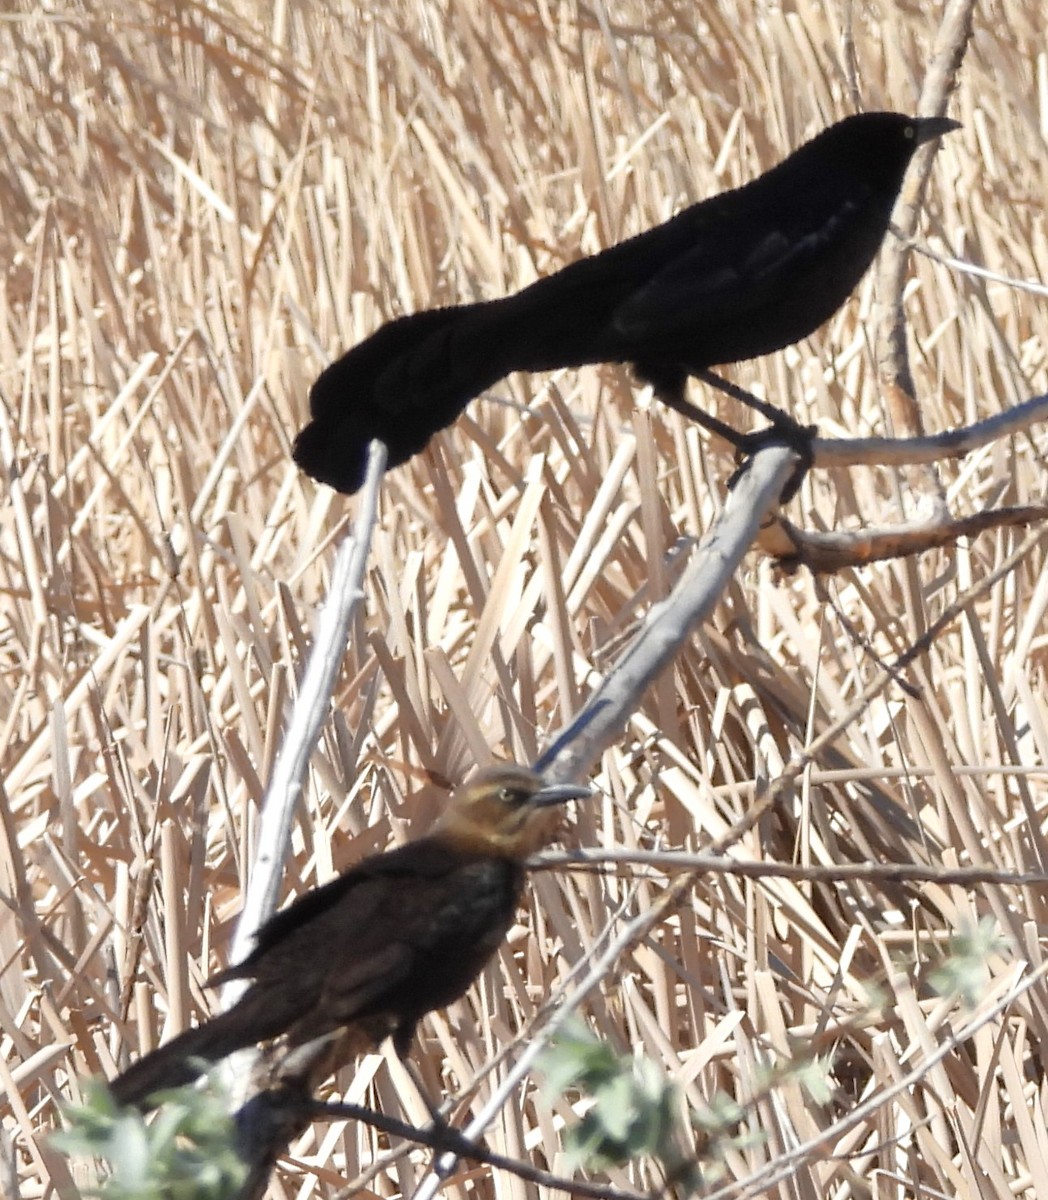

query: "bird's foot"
left=304, top=1096, right=486, bottom=1159
left=727, top=421, right=816, bottom=502
left=426, top=1114, right=488, bottom=1159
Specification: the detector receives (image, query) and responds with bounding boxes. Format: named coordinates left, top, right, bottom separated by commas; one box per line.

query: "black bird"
left=293, top=112, right=959, bottom=494
left=109, top=766, right=589, bottom=1109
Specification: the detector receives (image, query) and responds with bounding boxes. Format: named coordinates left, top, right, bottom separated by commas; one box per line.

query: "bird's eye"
left=498, top=786, right=527, bottom=806
left=904, top=125, right=916, bottom=140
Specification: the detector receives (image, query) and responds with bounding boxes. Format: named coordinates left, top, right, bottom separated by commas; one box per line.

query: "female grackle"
left=109, top=765, right=589, bottom=1108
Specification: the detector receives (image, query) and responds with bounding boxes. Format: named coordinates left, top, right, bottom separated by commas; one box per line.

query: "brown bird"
left=109, top=765, right=589, bottom=1109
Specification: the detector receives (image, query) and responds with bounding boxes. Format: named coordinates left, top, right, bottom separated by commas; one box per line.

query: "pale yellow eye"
left=497, top=785, right=533, bottom=808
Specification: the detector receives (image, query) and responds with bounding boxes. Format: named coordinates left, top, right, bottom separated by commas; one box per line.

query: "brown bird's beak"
left=914, top=116, right=961, bottom=145
left=532, top=782, right=593, bottom=808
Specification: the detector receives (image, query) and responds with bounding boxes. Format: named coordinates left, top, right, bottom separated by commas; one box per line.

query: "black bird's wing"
left=610, top=190, right=873, bottom=344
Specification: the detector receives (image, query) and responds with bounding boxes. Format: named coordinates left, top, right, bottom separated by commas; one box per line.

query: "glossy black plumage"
left=293, top=112, right=958, bottom=493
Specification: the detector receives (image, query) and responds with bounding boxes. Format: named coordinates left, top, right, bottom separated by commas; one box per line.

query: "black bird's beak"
left=914, top=116, right=962, bottom=145
left=533, top=782, right=593, bottom=808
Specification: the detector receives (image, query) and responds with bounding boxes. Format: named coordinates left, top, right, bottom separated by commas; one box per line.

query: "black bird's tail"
left=293, top=302, right=516, bottom=494
left=108, top=989, right=292, bottom=1110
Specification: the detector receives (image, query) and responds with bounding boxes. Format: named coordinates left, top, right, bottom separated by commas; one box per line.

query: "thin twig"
left=901, top=227, right=1048, bottom=298
left=536, top=848, right=1048, bottom=889
left=314, top=1100, right=648, bottom=1200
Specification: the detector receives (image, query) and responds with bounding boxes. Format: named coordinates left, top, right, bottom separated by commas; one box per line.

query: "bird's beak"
left=532, top=782, right=593, bottom=808
left=915, top=116, right=962, bottom=145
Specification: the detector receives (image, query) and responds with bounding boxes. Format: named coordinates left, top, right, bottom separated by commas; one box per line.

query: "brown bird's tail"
left=108, top=988, right=291, bottom=1110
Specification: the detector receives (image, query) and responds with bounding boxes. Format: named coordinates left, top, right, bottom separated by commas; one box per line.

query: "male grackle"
left=109, top=765, right=589, bottom=1108
left=293, top=111, right=959, bottom=494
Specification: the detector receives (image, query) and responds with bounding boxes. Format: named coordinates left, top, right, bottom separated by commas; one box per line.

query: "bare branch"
left=812, top=391, right=1048, bottom=469
left=758, top=504, right=1048, bottom=573
left=535, top=445, right=798, bottom=782
left=311, top=1100, right=649, bottom=1200
left=223, top=442, right=386, bottom=1187
left=876, top=0, right=976, bottom=425
left=537, top=847, right=1048, bottom=890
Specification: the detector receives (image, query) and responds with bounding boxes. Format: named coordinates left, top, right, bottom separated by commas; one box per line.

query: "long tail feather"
left=109, top=990, right=288, bottom=1109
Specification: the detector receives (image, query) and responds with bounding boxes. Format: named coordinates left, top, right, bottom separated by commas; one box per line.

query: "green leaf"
left=539, top=1019, right=684, bottom=1174
left=929, top=918, right=1009, bottom=1009
left=52, top=1076, right=247, bottom=1200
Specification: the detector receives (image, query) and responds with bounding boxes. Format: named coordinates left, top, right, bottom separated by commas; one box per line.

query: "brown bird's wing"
left=278, top=939, right=414, bottom=1053
left=213, top=840, right=517, bottom=1046
left=213, top=839, right=469, bottom=981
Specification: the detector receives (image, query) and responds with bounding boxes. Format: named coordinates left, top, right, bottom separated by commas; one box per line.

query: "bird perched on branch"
left=109, top=765, right=590, bottom=1109
left=292, top=111, right=959, bottom=495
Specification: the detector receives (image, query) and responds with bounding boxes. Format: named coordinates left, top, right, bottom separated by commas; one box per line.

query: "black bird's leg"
left=696, top=369, right=815, bottom=501
left=641, top=365, right=813, bottom=501
left=694, top=368, right=806, bottom=431
left=639, top=364, right=749, bottom=449
left=643, top=364, right=813, bottom=453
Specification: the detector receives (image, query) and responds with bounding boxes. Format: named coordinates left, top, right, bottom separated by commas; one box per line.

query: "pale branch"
left=876, top=0, right=975, bottom=417
left=224, top=438, right=386, bottom=978
left=535, top=847, right=1048, bottom=890
left=811, top=390, right=1048, bottom=469
left=534, top=444, right=799, bottom=784
left=226, top=440, right=386, bottom=1194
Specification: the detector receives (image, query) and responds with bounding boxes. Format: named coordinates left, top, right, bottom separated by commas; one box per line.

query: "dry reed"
left=1, top=2, right=1047, bottom=1198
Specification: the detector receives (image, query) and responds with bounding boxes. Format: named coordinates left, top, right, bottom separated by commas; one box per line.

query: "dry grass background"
left=2, top=1, right=1048, bottom=1197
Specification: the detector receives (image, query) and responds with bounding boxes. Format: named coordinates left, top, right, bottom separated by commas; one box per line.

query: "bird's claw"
left=728, top=422, right=817, bottom=502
